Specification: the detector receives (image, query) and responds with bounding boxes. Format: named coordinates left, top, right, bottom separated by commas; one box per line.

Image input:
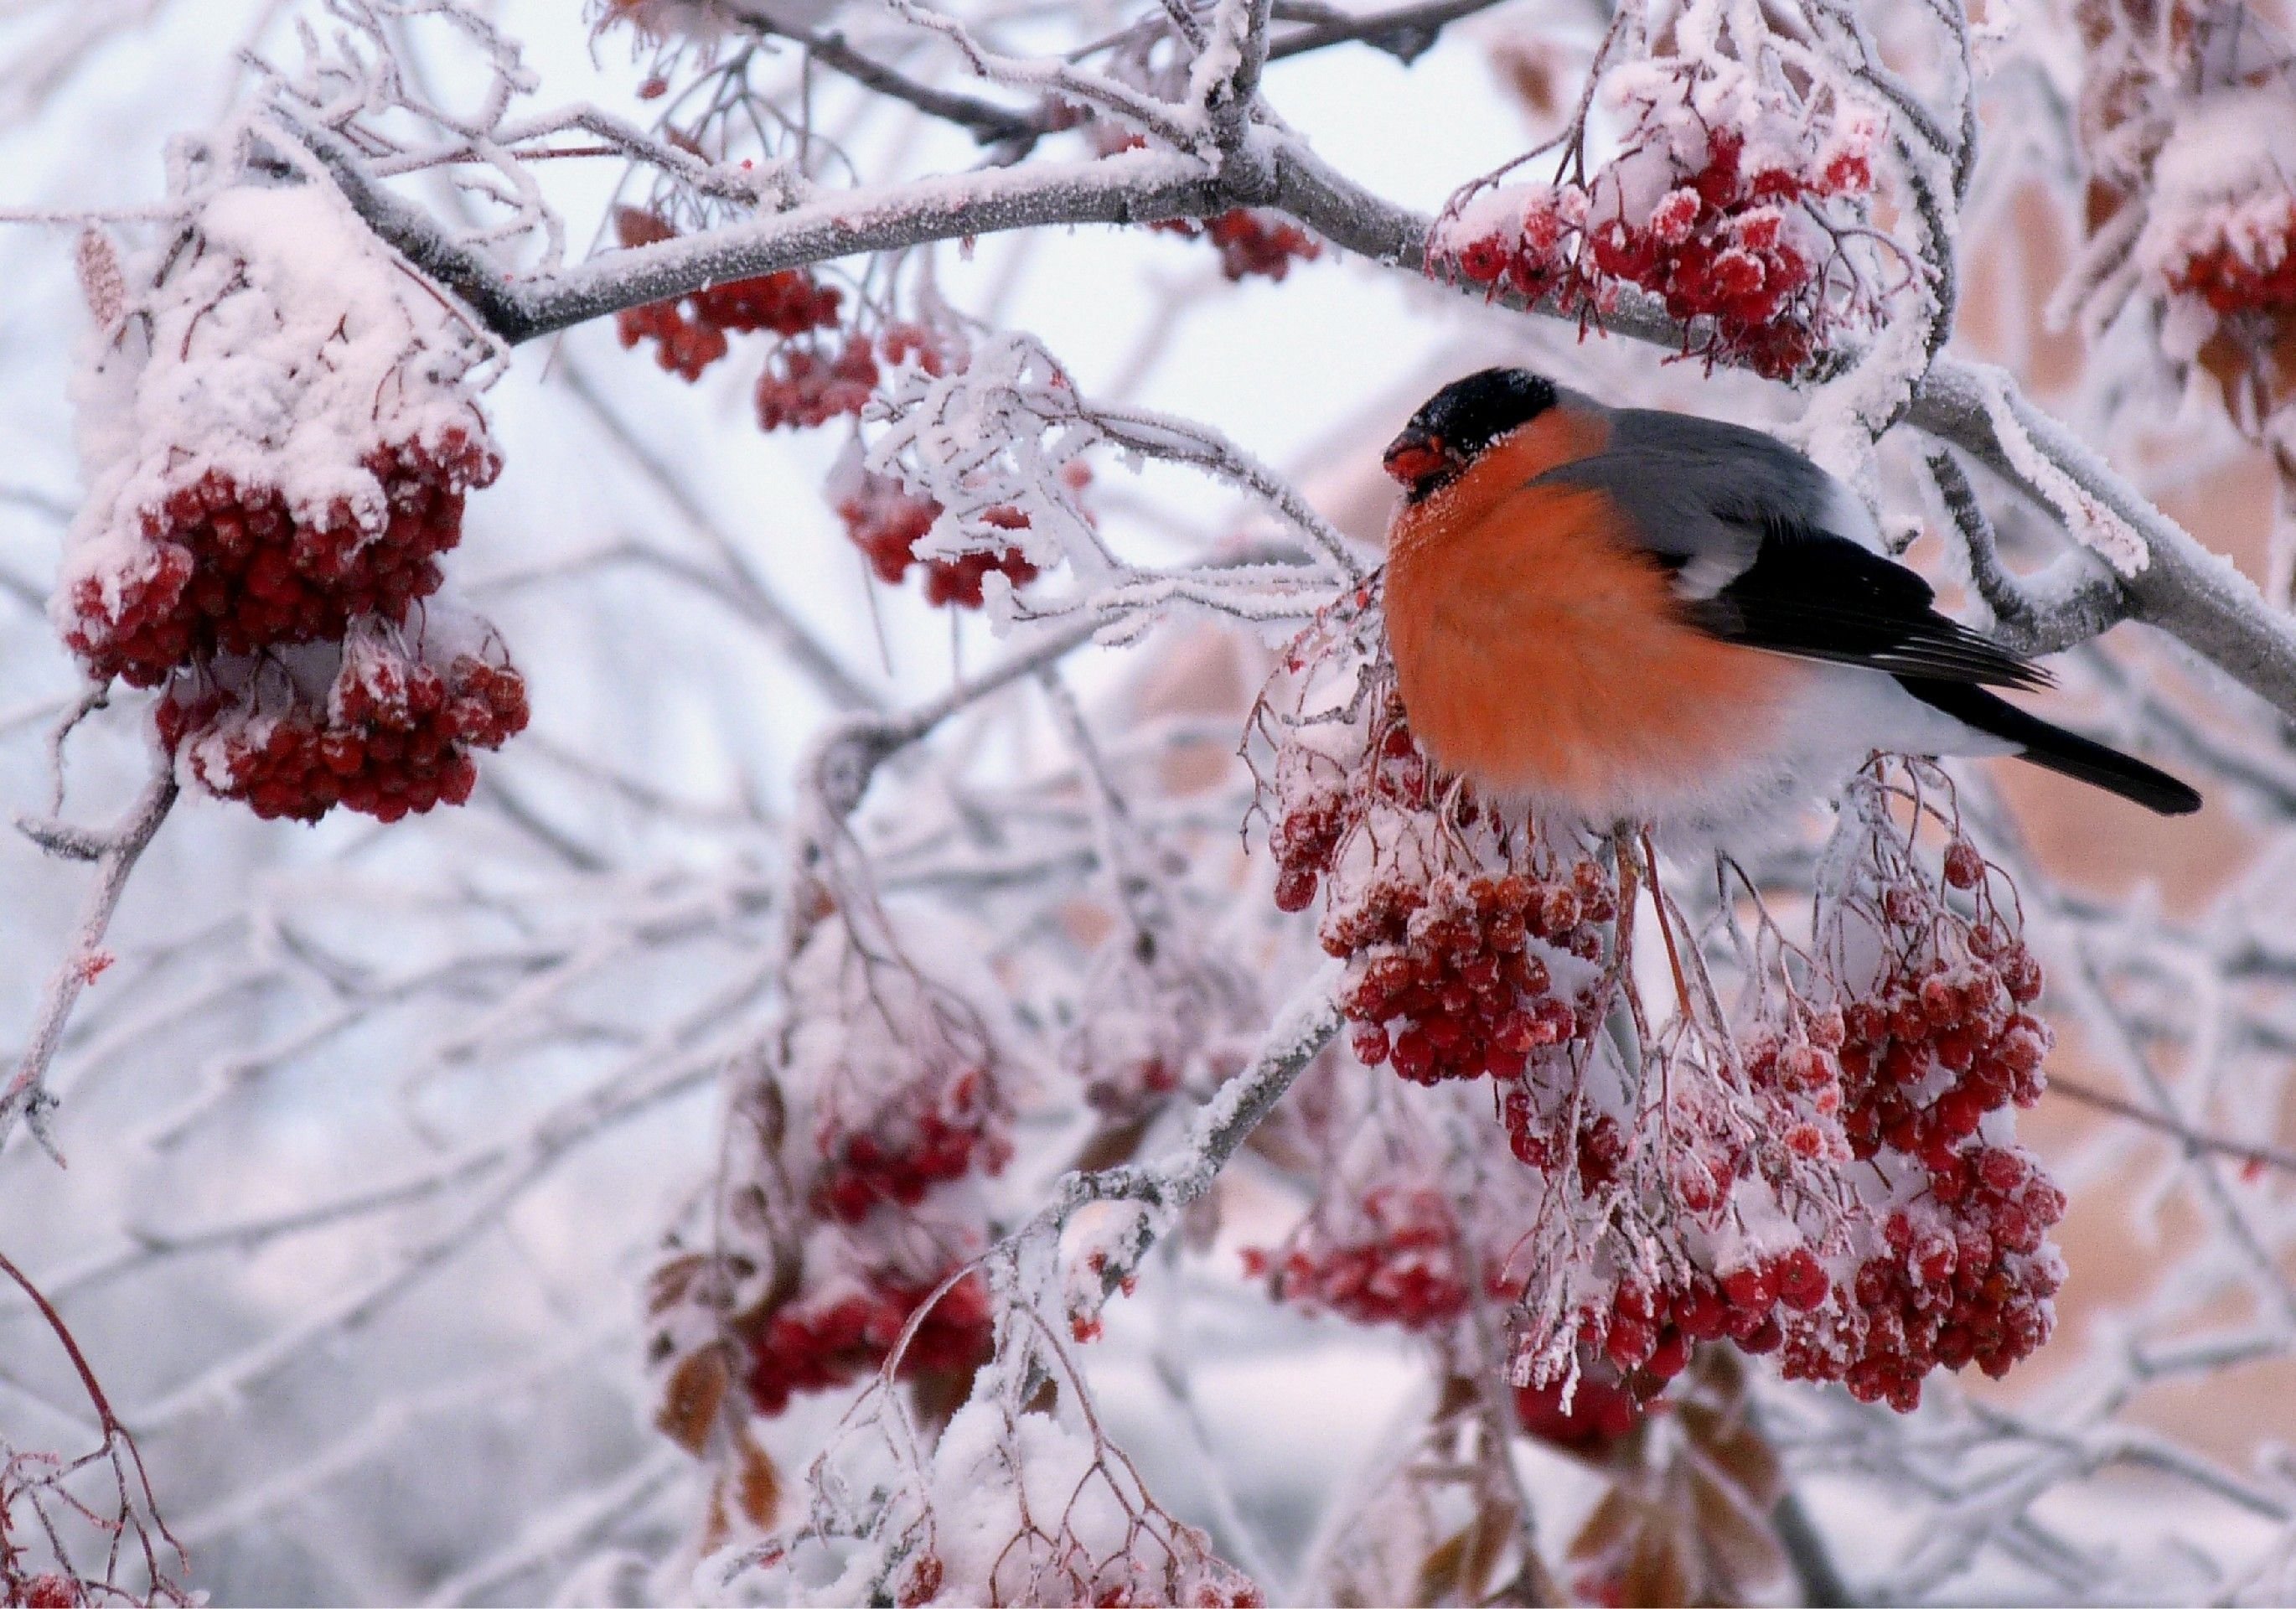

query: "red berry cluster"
left=756, top=334, right=882, bottom=431
left=1439, top=70, right=1881, bottom=377
left=833, top=470, right=1040, bottom=609
left=1779, top=1149, right=2066, bottom=1411
left=696, top=914, right=1016, bottom=1423
left=1267, top=695, right=1613, bottom=1086
left=157, top=629, right=529, bottom=824
left=2162, top=199, right=2296, bottom=313
left=611, top=208, right=842, bottom=381
left=1513, top=1359, right=1642, bottom=1455
left=1242, top=1185, right=1471, bottom=1331
left=1153, top=210, right=1324, bottom=281
left=1542, top=1249, right=1829, bottom=1425
left=747, top=1269, right=993, bottom=1416
left=1342, top=867, right=1610, bottom=1087
left=1836, top=949, right=2050, bottom=1175
left=60, top=436, right=497, bottom=688
left=812, top=1065, right=1015, bottom=1223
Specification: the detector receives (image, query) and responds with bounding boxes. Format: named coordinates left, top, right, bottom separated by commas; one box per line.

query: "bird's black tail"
left=1896, top=677, right=2202, bottom=816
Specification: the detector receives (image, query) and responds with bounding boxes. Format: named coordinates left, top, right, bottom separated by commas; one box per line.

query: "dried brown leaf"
left=655, top=1344, right=732, bottom=1456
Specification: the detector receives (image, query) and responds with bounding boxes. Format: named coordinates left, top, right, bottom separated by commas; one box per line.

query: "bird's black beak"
left=1383, top=427, right=1456, bottom=494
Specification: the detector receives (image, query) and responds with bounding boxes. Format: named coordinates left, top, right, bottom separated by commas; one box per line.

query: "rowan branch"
left=300, top=95, right=2296, bottom=726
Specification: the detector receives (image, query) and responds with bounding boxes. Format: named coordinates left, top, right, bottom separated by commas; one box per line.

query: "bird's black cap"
left=1385, top=368, right=1559, bottom=499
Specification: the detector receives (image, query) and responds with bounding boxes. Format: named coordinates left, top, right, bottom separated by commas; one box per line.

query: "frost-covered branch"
left=4, top=759, right=178, bottom=1162
left=297, top=68, right=2296, bottom=723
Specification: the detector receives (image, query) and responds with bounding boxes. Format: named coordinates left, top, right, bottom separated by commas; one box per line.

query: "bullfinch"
left=1379, top=367, right=2201, bottom=837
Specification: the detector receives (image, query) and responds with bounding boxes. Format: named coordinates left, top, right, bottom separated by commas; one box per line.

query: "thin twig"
left=4, top=760, right=178, bottom=1163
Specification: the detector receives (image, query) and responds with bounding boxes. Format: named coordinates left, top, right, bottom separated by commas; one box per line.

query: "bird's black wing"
left=1676, top=516, right=2052, bottom=691
left=1536, top=433, right=2050, bottom=691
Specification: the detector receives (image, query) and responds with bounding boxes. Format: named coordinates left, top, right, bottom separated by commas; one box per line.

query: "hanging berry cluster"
left=644, top=902, right=1012, bottom=1437
left=1264, top=666, right=1615, bottom=1089
left=1244, top=1181, right=1476, bottom=1331
left=1254, top=610, right=2070, bottom=1423
left=612, top=208, right=977, bottom=438
left=611, top=207, right=845, bottom=382
left=2123, top=89, right=2296, bottom=370
left=157, top=615, right=527, bottom=824
left=1431, top=59, right=1888, bottom=377
left=829, top=456, right=1040, bottom=611
left=1152, top=210, right=1325, bottom=282
left=56, top=185, right=523, bottom=824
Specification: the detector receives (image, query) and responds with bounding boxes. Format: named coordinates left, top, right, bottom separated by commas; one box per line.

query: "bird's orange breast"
left=1383, top=420, right=1806, bottom=818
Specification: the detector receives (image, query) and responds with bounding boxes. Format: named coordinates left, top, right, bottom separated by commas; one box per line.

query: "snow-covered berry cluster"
left=156, top=615, right=527, bottom=824
left=1433, top=60, right=1887, bottom=376
left=645, top=903, right=1015, bottom=1434
left=2162, top=197, right=2296, bottom=315
left=786, top=913, right=1016, bottom=1227
left=2120, top=90, right=2296, bottom=364
left=59, top=437, right=495, bottom=690
left=56, top=186, right=521, bottom=823
left=1244, top=1182, right=1473, bottom=1331
left=1833, top=936, right=2050, bottom=1172
left=1797, top=1149, right=2066, bottom=1410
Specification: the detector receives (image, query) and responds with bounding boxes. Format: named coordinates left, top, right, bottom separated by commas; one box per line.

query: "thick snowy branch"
left=303, top=91, right=2296, bottom=722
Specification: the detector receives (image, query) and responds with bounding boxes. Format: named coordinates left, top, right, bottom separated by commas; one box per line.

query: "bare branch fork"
left=0, top=1244, right=187, bottom=1601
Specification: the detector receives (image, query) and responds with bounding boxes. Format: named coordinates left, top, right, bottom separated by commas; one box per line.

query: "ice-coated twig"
left=4, top=759, right=178, bottom=1163
left=1924, top=448, right=2128, bottom=655
left=1045, top=961, right=1342, bottom=1298
left=0, top=1245, right=189, bottom=1603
